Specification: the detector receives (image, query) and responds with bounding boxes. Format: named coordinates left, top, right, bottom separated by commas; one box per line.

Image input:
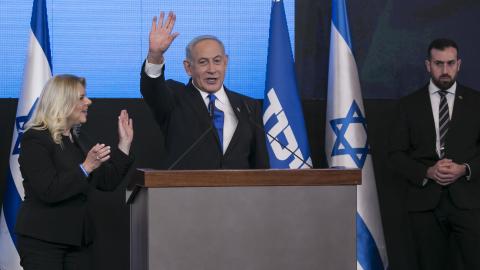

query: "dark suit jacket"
left=140, top=63, right=269, bottom=169
left=15, top=128, right=133, bottom=246
left=389, top=84, right=480, bottom=211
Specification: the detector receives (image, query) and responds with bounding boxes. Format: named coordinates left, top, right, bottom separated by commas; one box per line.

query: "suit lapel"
left=185, top=80, right=211, bottom=125
left=185, top=81, right=223, bottom=151
left=450, top=85, right=466, bottom=123
left=73, top=130, right=90, bottom=157
left=418, top=87, right=438, bottom=156
left=446, top=85, right=467, bottom=146
left=223, top=89, right=244, bottom=156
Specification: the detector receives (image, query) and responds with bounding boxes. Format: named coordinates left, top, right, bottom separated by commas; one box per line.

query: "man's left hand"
left=435, top=160, right=467, bottom=185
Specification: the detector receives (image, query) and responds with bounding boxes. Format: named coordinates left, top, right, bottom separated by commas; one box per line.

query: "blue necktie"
left=208, top=94, right=224, bottom=150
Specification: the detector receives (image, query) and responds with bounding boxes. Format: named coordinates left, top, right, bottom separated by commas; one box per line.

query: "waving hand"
left=148, top=11, right=179, bottom=64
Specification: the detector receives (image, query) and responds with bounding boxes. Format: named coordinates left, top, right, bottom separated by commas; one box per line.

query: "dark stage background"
left=2, top=0, right=480, bottom=269
left=297, top=0, right=480, bottom=99
left=0, top=98, right=404, bottom=270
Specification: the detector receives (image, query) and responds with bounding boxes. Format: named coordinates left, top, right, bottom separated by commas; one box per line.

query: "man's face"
left=183, top=39, right=228, bottom=93
left=425, top=47, right=461, bottom=90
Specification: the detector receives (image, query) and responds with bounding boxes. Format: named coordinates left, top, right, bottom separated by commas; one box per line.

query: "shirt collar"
left=193, top=82, right=227, bottom=105
left=428, top=79, right=457, bottom=96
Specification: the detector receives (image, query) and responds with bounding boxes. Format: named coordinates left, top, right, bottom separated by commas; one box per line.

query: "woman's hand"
left=118, top=109, right=133, bottom=155
left=82, top=143, right=111, bottom=174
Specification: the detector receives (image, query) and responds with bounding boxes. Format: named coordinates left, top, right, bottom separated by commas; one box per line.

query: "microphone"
left=167, top=124, right=214, bottom=170
left=128, top=122, right=214, bottom=204
left=243, top=100, right=312, bottom=169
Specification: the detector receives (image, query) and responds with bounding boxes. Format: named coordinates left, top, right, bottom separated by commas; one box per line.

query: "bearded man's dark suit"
left=140, top=63, right=269, bottom=170
left=389, top=83, right=480, bottom=269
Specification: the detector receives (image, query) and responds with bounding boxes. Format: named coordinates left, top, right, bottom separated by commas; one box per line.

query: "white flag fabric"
left=0, top=0, right=52, bottom=269
left=325, top=0, right=388, bottom=269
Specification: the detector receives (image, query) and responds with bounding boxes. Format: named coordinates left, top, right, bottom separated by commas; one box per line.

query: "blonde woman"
left=15, top=74, right=133, bottom=270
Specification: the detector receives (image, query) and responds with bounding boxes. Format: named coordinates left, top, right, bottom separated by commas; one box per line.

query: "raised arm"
left=147, top=11, right=179, bottom=64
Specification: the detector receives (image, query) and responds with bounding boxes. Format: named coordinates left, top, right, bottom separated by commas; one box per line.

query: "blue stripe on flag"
left=31, top=0, right=52, bottom=70
left=1, top=3, right=52, bottom=268
left=331, top=0, right=352, bottom=49
left=3, top=171, right=22, bottom=246
left=357, top=212, right=384, bottom=270
left=327, top=0, right=388, bottom=268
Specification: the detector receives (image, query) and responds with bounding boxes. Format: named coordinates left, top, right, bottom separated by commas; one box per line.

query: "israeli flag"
left=263, top=0, right=312, bottom=169
left=325, top=0, right=388, bottom=269
left=0, top=0, right=52, bottom=268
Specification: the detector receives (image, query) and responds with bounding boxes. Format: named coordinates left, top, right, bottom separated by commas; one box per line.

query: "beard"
left=432, top=74, right=456, bottom=90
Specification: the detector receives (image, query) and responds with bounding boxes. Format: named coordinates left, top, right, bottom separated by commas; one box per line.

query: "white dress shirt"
left=196, top=86, right=238, bottom=153
left=144, top=59, right=163, bottom=78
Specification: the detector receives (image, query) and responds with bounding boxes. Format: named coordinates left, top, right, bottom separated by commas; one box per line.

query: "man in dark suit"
left=389, top=38, right=480, bottom=269
left=140, top=11, right=268, bottom=169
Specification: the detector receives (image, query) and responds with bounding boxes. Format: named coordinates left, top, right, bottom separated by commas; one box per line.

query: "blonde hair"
left=26, top=74, right=86, bottom=144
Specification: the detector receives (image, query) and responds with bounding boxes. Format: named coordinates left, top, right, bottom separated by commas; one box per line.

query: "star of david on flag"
left=0, top=0, right=52, bottom=269
left=325, top=0, right=388, bottom=269
left=329, top=100, right=369, bottom=168
left=12, top=99, right=38, bottom=156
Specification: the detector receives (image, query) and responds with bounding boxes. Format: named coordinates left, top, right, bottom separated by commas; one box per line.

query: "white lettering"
left=263, top=88, right=311, bottom=168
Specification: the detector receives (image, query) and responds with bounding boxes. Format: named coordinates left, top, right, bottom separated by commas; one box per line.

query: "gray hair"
left=185, top=35, right=226, bottom=61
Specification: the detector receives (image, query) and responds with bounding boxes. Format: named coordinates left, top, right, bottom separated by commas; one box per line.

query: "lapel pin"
left=236, top=107, right=241, bottom=112
left=458, top=95, right=463, bottom=100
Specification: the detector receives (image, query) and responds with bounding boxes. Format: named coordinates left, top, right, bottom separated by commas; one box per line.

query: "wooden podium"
left=128, top=168, right=361, bottom=270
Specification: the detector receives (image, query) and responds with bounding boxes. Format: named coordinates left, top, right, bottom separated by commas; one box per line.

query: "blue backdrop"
left=0, top=0, right=294, bottom=98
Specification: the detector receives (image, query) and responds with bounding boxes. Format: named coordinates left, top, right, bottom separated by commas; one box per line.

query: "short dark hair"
left=427, top=38, right=459, bottom=59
